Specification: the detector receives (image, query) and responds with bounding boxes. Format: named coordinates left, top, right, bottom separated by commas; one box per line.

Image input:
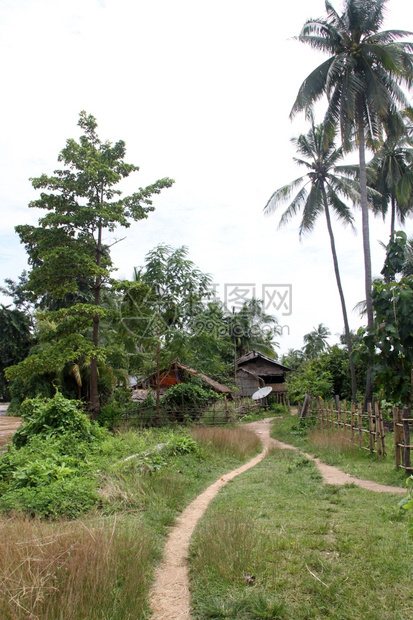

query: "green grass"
left=0, top=425, right=261, bottom=619
left=189, top=447, right=413, bottom=620
left=270, top=415, right=406, bottom=488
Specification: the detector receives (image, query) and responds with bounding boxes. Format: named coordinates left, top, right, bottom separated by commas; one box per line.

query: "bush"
left=8, top=374, right=54, bottom=413
left=162, top=383, right=214, bottom=413
left=13, top=392, right=106, bottom=448
left=0, top=477, right=98, bottom=519
left=0, top=432, right=102, bottom=519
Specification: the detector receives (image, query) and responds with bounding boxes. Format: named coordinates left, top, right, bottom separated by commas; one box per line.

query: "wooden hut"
left=136, top=362, right=233, bottom=396
left=235, top=350, right=291, bottom=404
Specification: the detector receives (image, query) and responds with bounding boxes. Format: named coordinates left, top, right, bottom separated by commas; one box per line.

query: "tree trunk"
left=90, top=222, right=102, bottom=419
left=322, top=187, right=357, bottom=402
left=390, top=194, right=396, bottom=237
left=357, top=98, right=374, bottom=404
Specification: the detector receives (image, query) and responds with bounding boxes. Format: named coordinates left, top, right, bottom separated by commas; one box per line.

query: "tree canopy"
left=7, top=112, right=174, bottom=416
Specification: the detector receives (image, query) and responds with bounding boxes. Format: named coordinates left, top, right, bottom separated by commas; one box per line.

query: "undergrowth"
left=0, top=393, right=261, bottom=618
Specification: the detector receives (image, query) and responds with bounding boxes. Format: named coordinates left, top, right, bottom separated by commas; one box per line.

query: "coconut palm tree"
left=303, top=323, right=332, bottom=360
left=290, top=0, right=413, bottom=335
left=229, top=298, right=279, bottom=359
left=370, top=131, right=413, bottom=235
left=264, top=120, right=359, bottom=400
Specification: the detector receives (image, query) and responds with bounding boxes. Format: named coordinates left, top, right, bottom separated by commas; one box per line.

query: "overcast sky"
left=0, top=0, right=411, bottom=355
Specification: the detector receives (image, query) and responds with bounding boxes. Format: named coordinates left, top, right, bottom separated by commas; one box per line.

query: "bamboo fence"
left=301, top=396, right=413, bottom=475
left=122, top=397, right=261, bottom=428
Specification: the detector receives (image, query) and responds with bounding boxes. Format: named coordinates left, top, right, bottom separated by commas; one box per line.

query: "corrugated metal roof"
left=236, top=350, right=292, bottom=372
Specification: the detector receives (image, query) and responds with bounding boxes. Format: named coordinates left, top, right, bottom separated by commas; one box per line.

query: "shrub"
left=13, top=392, right=106, bottom=448
left=162, top=383, right=214, bottom=413
left=0, top=477, right=99, bottom=519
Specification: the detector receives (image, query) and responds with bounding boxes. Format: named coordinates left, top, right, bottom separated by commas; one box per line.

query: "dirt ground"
left=149, top=418, right=406, bottom=620
left=0, top=404, right=21, bottom=448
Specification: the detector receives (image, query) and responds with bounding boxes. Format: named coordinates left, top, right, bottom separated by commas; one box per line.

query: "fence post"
left=342, top=400, right=347, bottom=435
left=367, top=402, right=375, bottom=453
left=378, top=401, right=386, bottom=457
left=403, top=408, right=411, bottom=477
left=351, top=403, right=355, bottom=443
left=394, top=407, right=401, bottom=470
left=374, top=401, right=382, bottom=457
left=358, top=403, right=363, bottom=448
left=336, top=396, right=341, bottom=433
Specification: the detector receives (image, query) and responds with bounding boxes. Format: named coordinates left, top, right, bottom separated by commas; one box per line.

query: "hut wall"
left=235, top=370, right=260, bottom=397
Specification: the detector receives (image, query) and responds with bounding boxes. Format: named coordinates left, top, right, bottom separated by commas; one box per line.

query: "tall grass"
left=0, top=515, right=157, bottom=620
left=0, top=424, right=262, bottom=618
left=190, top=426, right=262, bottom=460
left=307, top=428, right=362, bottom=457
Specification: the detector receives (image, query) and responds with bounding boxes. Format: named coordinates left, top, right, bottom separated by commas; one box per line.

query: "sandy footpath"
left=149, top=418, right=406, bottom=620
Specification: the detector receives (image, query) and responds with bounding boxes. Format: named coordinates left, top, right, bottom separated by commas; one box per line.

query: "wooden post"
left=403, top=408, right=411, bottom=477
left=367, top=402, right=375, bottom=453
left=378, top=401, right=386, bottom=457
left=336, top=396, right=341, bottom=433
left=342, top=400, right=347, bottom=435
left=394, top=407, right=401, bottom=470
left=358, top=403, right=363, bottom=448
left=375, top=401, right=382, bottom=457
left=300, top=394, right=311, bottom=419
left=335, top=395, right=340, bottom=433
left=351, top=402, right=355, bottom=443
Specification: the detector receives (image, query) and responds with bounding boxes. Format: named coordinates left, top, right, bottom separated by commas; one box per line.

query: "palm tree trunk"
left=390, top=195, right=396, bottom=237
left=322, top=186, right=357, bottom=402
left=357, top=98, right=374, bottom=404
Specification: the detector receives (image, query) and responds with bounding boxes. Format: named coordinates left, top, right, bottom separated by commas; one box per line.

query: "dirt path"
left=0, top=406, right=21, bottom=449
left=149, top=418, right=406, bottom=619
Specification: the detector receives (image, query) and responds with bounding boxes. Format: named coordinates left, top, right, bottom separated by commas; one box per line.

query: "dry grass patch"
left=0, top=514, right=157, bottom=620
left=307, top=429, right=362, bottom=457
left=190, top=426, right=262, bottom=460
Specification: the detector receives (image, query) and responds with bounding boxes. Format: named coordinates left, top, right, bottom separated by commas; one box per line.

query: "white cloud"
left=0, top=0, right=411, bottom=353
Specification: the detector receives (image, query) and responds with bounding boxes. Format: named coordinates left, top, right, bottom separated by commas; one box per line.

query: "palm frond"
left=290, top=57, right=335, bottom=118
left=326, top=188, right=356, bottom=229
left=278, top=186, right=310, bottom=229
left=263, top=177, right=306, bottom=215
left=299, top=185, right=324, bottom=237
left=366, top=30, right=413, bottom=45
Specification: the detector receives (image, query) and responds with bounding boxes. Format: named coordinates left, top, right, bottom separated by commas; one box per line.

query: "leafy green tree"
left=0, top=306, right=32, bottom=400
left=286, top=357, right=334, bottom=404
left=264, top=120, right=358, bottom=399
left=355, top=231, right=413, bottom=403
left=291, top=0, right=413, bottom=339
left=7, top=112, right=173, bottom=417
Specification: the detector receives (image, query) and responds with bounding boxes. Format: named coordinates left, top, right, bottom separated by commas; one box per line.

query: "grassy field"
left=270, top=414, right=407, bottom=488
left=0, top=425, right=261, bottom=620
left=189, top=446, right=413, bottom=620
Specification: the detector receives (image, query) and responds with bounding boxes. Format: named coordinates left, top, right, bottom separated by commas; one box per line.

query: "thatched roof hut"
left=136, top=362, right=233, bottom=396
left=236, top=350, right=291, bottom=402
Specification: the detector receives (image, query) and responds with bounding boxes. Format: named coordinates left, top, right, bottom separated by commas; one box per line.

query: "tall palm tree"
left=229, top=299, right=279, bottom=359
left=370, top=131, right=413, bottom=235
left=303, top=323, right=331, bottom=360
left=290, top=0, right=413, bottom=335
left=264, top=121, right=358, bottom=400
